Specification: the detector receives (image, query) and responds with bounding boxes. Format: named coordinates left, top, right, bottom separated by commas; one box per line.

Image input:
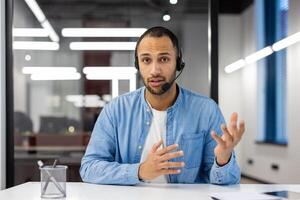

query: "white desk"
left=1, top=182, right=300, bottom=200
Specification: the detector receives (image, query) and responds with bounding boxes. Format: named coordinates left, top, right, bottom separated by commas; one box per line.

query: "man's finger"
left=239, top=120, right=245, bottom=134
left=233, top=120, right=245, bottom=145
left=230, top=112, right=238, bottom=123
left=151, top=140, right=163, bottom=153
left=228, top=119, right=238, bottom=135
left=160, top=169, right=181, bottom=175
left=211, top=131, right=226, bottom=147
left=221, top=124, right=234, bottom=143
left=159, top=150, right=184, bottom=162
left=156, top=143, right=179, bottom=156
left=158, top=161, right=185, bottom=169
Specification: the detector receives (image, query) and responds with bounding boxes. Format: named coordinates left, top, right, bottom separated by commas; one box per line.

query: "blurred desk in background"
left=13, top=133, right=90, bottom=185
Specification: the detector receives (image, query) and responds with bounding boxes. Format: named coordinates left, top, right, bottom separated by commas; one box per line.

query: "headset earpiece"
left=176, top=49, right=185, bottom=71
left=135, top=56, right=139, bottom=70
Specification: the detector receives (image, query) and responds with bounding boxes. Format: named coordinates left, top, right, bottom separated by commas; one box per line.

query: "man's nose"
left=150, top=61, right=162, bottom=76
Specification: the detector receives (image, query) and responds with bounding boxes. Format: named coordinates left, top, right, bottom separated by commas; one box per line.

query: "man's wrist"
left=138, top=163, right=145, bottom=181
left=216, top=153, right=232, bottom=166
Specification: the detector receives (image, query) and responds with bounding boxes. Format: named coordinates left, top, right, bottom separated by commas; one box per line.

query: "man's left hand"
left=211, top=112, right=245, bottom=166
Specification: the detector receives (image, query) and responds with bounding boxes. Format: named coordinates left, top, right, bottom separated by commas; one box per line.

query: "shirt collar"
left=140, top=84, right=183, bottom=113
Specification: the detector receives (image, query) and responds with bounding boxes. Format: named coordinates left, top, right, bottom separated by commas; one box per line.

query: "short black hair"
left=134, top=26, right=180, bottom=58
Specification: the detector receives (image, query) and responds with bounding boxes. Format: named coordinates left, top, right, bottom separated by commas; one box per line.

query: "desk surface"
left=1, top=182, right=300, bottom=200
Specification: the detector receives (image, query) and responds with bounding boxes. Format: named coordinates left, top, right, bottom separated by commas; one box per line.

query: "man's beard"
left=142, top=73, right=176, bottom=95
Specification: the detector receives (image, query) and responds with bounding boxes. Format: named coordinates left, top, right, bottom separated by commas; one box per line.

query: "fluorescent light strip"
left=84, top=67, right=137, bottom=97
left=62, top=28, right=147, bottom=37
left=83, top=67, right=137, bottom=79
left=24, top=0, right=59, bottom=42
left=66, top=95, right=100, bottom=102
left=272, top=31, right=300, bottom=51
left=65, top=95, right=106, bottom=108
left=22, top=67, right=77, bottom=74
left=41, top=20, right=59, bottom=42
left=24, top=0, right=46, bottom=22
left=245, top=46, right=273, bottom=64
left=225, top=31, right=300, bottom=74
left=31, top=72, right=81, bottom=80
left=83, top=66, right=137, bottom=74
left=70, top=42, right=136, bottom=50
left=224, top=59, right=246, bottom=74
left=74, top=100, right=106, bottom=108
left=13, top=28, right=49, bottom=37
left=13, top=41, right=59, bottom=50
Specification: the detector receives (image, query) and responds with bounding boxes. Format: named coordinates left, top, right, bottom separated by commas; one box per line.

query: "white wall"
left=178, top=16, right=209, bottom=96
left=0, top=0, right=6, bottom=190
left=218, top=14, right=244, bottom=166
left=219, top=0, right=300, bottom=183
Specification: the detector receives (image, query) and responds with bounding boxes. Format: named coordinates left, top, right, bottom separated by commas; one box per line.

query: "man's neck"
left=145, top=84, right=178, bottom=111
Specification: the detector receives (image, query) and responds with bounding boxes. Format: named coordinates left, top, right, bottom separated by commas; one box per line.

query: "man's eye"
left=141, top=58, right=151, bottom=63
left=161, top=57, right=169, bottom=63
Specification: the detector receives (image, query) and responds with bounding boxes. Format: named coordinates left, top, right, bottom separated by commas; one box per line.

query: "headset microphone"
left=161, top=67, right=184, bottom=92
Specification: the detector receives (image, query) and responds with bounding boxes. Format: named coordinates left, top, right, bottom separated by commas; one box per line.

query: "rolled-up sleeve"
left=80, top=105, right=141, bottom=185
left=202, top=101, right=241, bottom=185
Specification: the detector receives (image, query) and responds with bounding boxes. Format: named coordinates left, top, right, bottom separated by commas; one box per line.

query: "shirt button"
left=146, top=121, right=150, bottom=125
left=138, top=145, right=142, bottom=149
left=146, top=109, right=150, bottom=112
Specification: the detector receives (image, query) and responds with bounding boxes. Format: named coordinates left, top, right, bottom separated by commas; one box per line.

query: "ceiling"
left=37, top=0, right=254, bottom=20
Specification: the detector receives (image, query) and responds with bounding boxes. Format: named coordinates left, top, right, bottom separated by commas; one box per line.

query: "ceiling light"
left=62, top=28, right=147, bottom=37
left=163, top=14, right=171, bottom=22
left=224, top=59, right=246, bottom=74
left=170, top=0, right=178, bottom=4
left=245, top=46, right=273, bottom=64
left=13, top=28, right=48, bottom=37
left=31, top=72, right=81, bottom=80
left=22, top=67, right=77, bottom=74
left=69, top=42, right=136, bottom=50
left=24, top=0, right=59, bottom=42
left=13, top=41, right=59, bottom=50
left=41, top=20, right=59, bottom=42
left=272, top=31, right=300, bottom=51
left=24, top=0, right=46, bottom=22
left=66, top=95, right=100, bottom=102
left=25, top=55, right=32, bottom=61
left=65, top=95, right=106, bottom=108
left=83, top=67, right=137, bottom=79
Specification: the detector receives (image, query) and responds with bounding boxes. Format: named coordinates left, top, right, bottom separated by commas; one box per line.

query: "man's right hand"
left=138, top=140, right=185, bottom=181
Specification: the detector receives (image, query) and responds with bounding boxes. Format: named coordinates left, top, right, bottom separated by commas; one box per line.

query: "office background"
left=1, top=0, right=300, bottom=189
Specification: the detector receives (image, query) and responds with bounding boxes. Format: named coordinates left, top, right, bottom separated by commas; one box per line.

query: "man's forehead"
left=137, top=36, right=175, bottom=54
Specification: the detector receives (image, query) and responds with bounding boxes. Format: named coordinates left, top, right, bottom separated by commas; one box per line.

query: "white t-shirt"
left=140, top=105, right=168, bottom=183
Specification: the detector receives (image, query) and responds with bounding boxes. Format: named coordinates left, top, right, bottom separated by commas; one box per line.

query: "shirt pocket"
left=180, top=131, right=205, bottom=169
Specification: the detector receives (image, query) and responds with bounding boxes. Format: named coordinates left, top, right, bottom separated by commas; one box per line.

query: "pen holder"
left=40, top=165, right=68, bottom=199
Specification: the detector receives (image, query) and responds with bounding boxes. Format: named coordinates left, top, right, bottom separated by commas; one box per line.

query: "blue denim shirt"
left=80, top=86, right=240, bottom=185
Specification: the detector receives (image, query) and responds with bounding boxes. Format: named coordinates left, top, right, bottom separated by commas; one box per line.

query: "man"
left=80, top=26, right=245, bottom=185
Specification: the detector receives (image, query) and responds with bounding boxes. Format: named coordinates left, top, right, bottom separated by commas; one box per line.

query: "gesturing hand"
left=138, top=140, right=185, bottom=181
left=211, top=112, right=245, bottom=166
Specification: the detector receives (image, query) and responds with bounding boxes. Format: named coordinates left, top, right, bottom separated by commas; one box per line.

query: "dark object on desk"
left=39, top=116, right=68, bottom=134
left=264, top=191, right=300, bottom=199
left=14, top=111, right=33, bottom=133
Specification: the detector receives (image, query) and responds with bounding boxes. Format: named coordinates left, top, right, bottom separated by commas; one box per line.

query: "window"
left=257, top=0, right=288, bottom=145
